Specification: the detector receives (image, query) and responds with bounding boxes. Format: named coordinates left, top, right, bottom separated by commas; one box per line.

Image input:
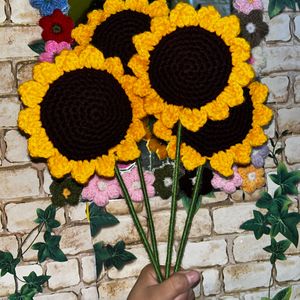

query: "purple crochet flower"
left=233, top=0, right=263, bottom=15
left=251, top=144, right=269, bottom=168
left=29, top=0, right=69, bottom=16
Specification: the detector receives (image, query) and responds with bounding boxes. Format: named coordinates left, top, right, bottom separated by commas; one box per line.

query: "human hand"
left=128, top=264, right=200, bottom=300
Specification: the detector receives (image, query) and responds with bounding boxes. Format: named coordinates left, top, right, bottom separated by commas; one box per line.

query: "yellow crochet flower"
left=154, top=82, right=273, bottom=177
left=18, top=45, right=146, bottom=184
left=72, top=0, right=168, bottom=72
left=129, top=3, right=254, bottom=132
left=238, top=165, right=266, bottom=194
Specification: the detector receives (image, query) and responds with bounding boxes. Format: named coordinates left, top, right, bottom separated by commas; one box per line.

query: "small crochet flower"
left=251, top=144, right=269, bottom=168
left=30, top=0, right=69, bottom=16
left=122, top=167, right=155, bottom=202
left=233, top=0, right=263, bottom=15
left=50, top=177, right=83, bottom=207
left=237, top=10, right=269, bottom=48
left=39, top=40, right=71, bottom=62
left=238, top=165, right=266, bottom=194
left=39, top=9, right=74, bottom=43
left=82, top=175, right=121, bottom=207
left=211, top=166, right=243, bottom=194
left=153, top=164, right=174, bottom=200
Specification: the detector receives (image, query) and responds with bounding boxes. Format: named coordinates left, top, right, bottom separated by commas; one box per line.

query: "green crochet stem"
left=165, top=122, right=182, bottom=279
left=137, top=158, right=160, bottom=268
left=115, top=166, right=163, bottom=283
left=174, top=165, right=203, bottom=272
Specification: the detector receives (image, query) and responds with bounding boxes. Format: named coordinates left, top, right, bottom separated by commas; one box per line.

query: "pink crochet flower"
left=211, top=166, right=243, bottom=194
left=39, top=40, right=71, bottom=62
left=122, top=167, right=155, bottom=202
left=233, top=0, right=263, bottom=14
left=81, top=175, right=121, bottom=207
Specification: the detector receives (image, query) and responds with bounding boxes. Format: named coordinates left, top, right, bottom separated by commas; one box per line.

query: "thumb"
left=154, top=270, right=200, bottom=299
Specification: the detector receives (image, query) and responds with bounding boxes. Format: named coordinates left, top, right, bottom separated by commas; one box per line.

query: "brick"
left=16, top=264, right=43, bottom=288
left=285, top=137, right=300, bottom=164
left=266, top=171, right=278, bottom=197
left=108, top=243, right=175, bottom=279
left=278, top=108, right=300, bottom=134
left=276, top=256, right=300, bottom=282
left=106, top=198, right=143, bottom=215
left=264, top=118, right=275, bottom=139
left=81, top=287, right=99, bottom=300
left=98, top=277, right=137, bottom=300
left=266, top=14, right=291, bottom=42
left=34, top=293, right=77, bottom=300
left=223, top=261, right=272, bottom=292
left=43, top=167, right=52, bottom=195
left=0, top=235, right=18, bottom=257
left=294, top=16, right=300, bottom=40
left=4, top=130, right=30, bottom=162
left=153, top=209, right=211, bottom=242
left=67, top=202, right=87, bottom=221
left=294, top=75, right=300, bottom=103
left=213, top=204, right=256, bottom=234
left=47, top=259, right=80, bottom=290
left=16, top=61, right=36, bottom=85
left=233, top=234, right=270, bottom=262
left=22, top=233, right=44, bottom=261
left=0, top=62, right=15, bottom=94
left=6, top=200, right=65, bottom=232
left=261, top=76, right=289, bottom=103
left=10, top=0, right=40, bottom=24
left=59, top=225, right=93, bottom=255
left=251, top=46, right=266, bottom=74
left=181, top=240, right=228, bottom=268
left=82, top=255, right=97, bottom=284
left=202, top=191, right=228, bottom=205
left=262, top=46, right=300, bottom=73
left=0, top=97, right=20, bottom=127
left=0, top=26, right=41, bottom=59
left=0, top=167, right=39, bottom=200
left=243, top=289, right=280, bottom=300
left=0, top=0, right=5, bottom=23
left=202, top=269, right=221, bottom=296
left=93, top=215, right=147, bottom=245
left=0, top=273, right=14, bottom=296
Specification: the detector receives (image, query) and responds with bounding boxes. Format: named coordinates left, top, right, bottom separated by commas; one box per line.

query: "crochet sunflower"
left=71, top=0, right=168, bottom=73
left=18, top=45, right=146, bottom=184
left=129, top=3, right=254, bottom=132
left=154, top=82, right=273, bottom=177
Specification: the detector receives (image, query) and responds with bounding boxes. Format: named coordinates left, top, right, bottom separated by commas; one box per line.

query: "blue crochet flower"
left=30, top=0, right=70, bottom=16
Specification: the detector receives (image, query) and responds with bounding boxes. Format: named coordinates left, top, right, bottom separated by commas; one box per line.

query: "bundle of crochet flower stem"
left=19, top=0, right=273, bottom=283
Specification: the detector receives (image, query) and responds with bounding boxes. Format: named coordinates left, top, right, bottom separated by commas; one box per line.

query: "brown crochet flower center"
left=149, top=26, right=232, bottom=108
left=179, top=88, right=253, bottom=156
left=40, top=68, right=132, bottom=161
left=91, top=10, right=151, bottom=73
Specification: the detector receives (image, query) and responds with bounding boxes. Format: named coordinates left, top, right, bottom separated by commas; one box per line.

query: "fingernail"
left=185, top=271, right=200, bottom=285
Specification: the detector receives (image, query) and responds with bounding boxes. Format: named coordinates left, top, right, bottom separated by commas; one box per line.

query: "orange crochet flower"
left=238, top=164, right=266, bottom=193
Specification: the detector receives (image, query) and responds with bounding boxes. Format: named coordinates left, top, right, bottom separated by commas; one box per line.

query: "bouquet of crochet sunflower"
left=19, top=0, right=272, bottom=287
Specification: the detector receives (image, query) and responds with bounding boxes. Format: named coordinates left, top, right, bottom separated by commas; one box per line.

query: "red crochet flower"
left=39, top=9, right=74, bottom=43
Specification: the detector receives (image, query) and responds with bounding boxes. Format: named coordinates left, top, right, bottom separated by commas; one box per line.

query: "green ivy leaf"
left=268, top=0, right=286, bottom=18
left=0, top=251, right=20, bottom=276
left=89, top=203, right=119, bottom=237
left=8, top=285, right=37, bottom=300
left=240, top=210, right=270, bottom=239
left=267, top=212, right=300, bottom=246
left=23, top=271, right=50, bottom=293
left=181, top=193, right=202, bottom=214
left=257, top=192, right=293, bottom=215
left=28, top=40, right=45, bottom=55
left=284, top=0, right=296, bottom=10
left=34, top=205, right=60, bottom=232
left=94, top=242, right=111, bottom=277
left=32, top=232, right=67, bottom=263
left=263, top=238, right=291, bottom=264
left=272, top=286, right=292, bottom=300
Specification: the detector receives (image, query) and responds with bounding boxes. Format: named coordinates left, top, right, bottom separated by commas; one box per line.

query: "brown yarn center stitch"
left=40, top=68, right=133, bottom=161
left=178, top=88, right=253, bottom=156
left=91, top=10, right=151, bottom=74
left=149, top=26, right=232, bottom=108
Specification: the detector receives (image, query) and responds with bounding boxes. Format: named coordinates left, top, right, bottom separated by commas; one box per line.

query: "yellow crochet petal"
left=128, top=54, right=149, bottom=77
left=55, top=49, right=83, bottom=72
left=103, top=0, right=125, bottom=14
left=215, top=15, right=240, bottom=45
left=151, top=16, right=174, bottom=36
left=28, top=129, right=55, bottom=159
left=18, top=81, right=48, bottom=108
left=116, top=137, right=141, bottom=161
left=167, top=136, right=177, bottom=159
left=230, top=142, right=251, bottom=165
left=48, top=150, right=74, bottom=179
left=181, top=144, right=206, bottom=170
left=249, top=82, right=269, bottom=104
left=218, top=83, right=244, bottom=107
left=197, top=5, right=221, bottom=32
left=144, top=93, right=164, bottom=115
left=247, top=127, right=268, bottom=147
left=153, top=119, right=172, bottom=141
left=133, top=77, right=152, bottom=97
left=210, top=151, right=234, bottom=177
left=230, top=38, right=251, bottom=65
left=229, top=62, right=254, bottom=87
left=253, top=105, right=273, bottom=127
left=87, top=9, right=107, bottom=26
left=148, top=0, right=169, bottom=17
left=104, top=57, right=124, bottom=78
left=79, top=46, right=105, bottom=70
left=71, top=24, right=94, bottom=45
left=133, top=32, right=159, bottom=58
left=33, top=62, right=64, bottom=85
left=130, top=95, right=147, bottom=119
left=180, top=108, right=207, bottom=132
left=71, top=160, right=96, bottom=184
left=95, top=153, right=116, bottom=177
left=205, top=99, right=229, bottom=121
left=127, top=119, right=146, bottom=141
left=18, top=107, right=41, bottom=135
left=161, top=104, right=181, bottom=128
left=125, top=0, right=148, bottom=11
left=170, top=3, right=198, bottom=27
